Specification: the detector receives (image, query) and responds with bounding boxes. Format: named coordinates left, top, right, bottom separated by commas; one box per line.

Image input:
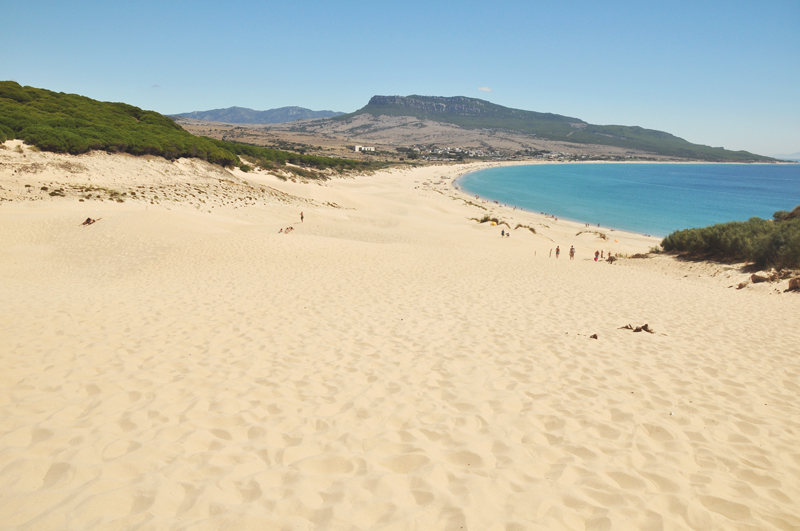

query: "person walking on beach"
left=556, top=246, right=560, bottom=259
left=569, top=246, right=575, bottom=260
left=594, top=250, right=600, bottom=261
left=300, top=211, right=304, bottom=223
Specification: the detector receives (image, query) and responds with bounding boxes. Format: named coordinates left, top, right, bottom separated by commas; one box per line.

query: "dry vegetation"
left=0, top=142, right=318, bottom=211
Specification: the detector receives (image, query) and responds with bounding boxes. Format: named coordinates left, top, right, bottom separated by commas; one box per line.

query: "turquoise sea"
left=456, top=163, right=800, bottom=238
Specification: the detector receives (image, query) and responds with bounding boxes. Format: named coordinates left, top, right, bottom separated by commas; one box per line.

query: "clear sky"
left=3, top=0, right=798, bottom=156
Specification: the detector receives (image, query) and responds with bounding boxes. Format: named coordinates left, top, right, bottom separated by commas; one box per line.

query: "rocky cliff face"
left=367, top=96, right=490, bottom=116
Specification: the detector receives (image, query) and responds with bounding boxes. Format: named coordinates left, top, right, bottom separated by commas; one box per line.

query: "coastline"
left=452, top=167, right=652, bottom=239
left=452, top=161, right=662, bottom=238
left=2, top=144, right=800, bottom=530
left=453, top=161, right=800, bottom=238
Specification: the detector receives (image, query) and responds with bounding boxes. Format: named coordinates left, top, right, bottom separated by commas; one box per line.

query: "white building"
left=354, top=146, right=375, bottom=152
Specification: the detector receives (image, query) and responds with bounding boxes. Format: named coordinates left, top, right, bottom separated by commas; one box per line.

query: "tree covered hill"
left=0, top=81, right=376, bottom=174
left=0, top=81, right=239, bottom=166
left=338, top=95, right=775, bottom=162
left=173, top=106, right=344, bottom=124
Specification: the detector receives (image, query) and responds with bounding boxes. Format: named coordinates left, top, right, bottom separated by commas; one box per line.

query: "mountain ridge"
left=772, top=151, right=800, bottom=161
left=173, top=106, right=344, bottom=124
left=332, top=95, right=773, bottom=162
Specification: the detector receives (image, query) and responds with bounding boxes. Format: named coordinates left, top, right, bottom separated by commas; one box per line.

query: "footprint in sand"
left=247, top=426, right=267, bottom=440
left=298, top=455, right=355, bottom=475
left=29, top=428, right=53, bottom=445
left=103, top=439, right=142, bottom=461
left=642, top=423, right=675, bottom=442
left=607, top=471, right=646, bottom=490
left=41, top=462, right=75, bottom=489
left=383, top=454, right=429, bottom=474
left=446, top=450, right=484, bottom=468
left=129, top=492, right=156, bottom=514
left=354, top=501, right=398, bottom=527
left=699, top=495, right=751, bottom=521
left=235, top=479, right=262, bottom=502
left=176, top=483, right=202, bottom=517
left=734, top=468, right=781, bottom=488
left=735, top=420, right=760, bottom=436
left=594, top=423, right=621, bottom=440
left=210, top=429, right=232, bottom=440
left=118, top=418, right=137, bottom=432
left=411, top=490, right=434, bottom=505
left=639, top=471, right=680, bottom=493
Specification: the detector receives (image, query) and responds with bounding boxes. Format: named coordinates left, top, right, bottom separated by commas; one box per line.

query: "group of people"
left=554, top=246, right=613, bottom=261
left=500, top=229, right=510, bottom=238
left=553, top=246, right=573, bottom=259
left=279, top=213, right=304, bottom=233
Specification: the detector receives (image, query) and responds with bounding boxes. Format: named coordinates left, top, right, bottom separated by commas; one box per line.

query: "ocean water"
left=456, top=163, right=800, bottom=238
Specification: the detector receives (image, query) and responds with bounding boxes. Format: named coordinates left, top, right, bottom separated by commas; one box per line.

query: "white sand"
left=2, top=141, right=799, bottom=530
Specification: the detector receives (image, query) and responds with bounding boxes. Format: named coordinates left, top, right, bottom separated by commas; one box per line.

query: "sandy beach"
left=2, top=140, right=799, bottom=530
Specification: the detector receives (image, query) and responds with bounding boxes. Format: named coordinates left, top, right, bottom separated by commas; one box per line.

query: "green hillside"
left=0, top=81, right=239, bottom=166
left=0, top=81, right=376, bottom=174
left=339, top=95, right=775, bottom=162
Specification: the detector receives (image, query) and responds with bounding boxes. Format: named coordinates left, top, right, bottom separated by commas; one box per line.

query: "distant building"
left=354, top=146, right=375, bottom=152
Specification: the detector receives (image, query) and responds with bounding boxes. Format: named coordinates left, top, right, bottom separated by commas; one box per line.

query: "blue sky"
left=3, top=0, right=798, bottom=156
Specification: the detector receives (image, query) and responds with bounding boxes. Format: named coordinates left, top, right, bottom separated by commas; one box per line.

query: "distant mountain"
left=173, top=106, right=345, bottom=124
left=335, top=95, right=774, bottom=162
left=772, top=152, right=800, bottom=161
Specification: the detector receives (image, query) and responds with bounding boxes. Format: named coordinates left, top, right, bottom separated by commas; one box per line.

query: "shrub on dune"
left=661, top=207, right=800, bottom=269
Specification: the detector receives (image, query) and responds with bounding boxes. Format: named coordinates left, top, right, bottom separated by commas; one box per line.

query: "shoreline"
left=451, top=161, right=662, bottom=238
left=451, top=160, right=800, bottom=239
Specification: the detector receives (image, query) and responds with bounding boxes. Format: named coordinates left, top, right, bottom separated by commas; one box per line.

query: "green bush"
left=661, top=207, right=800, bottom=269
left=209, top=138, right=380, bottom=174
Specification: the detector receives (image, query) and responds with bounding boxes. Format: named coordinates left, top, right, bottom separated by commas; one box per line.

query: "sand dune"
left=1, top=141, right=799, bottom=530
